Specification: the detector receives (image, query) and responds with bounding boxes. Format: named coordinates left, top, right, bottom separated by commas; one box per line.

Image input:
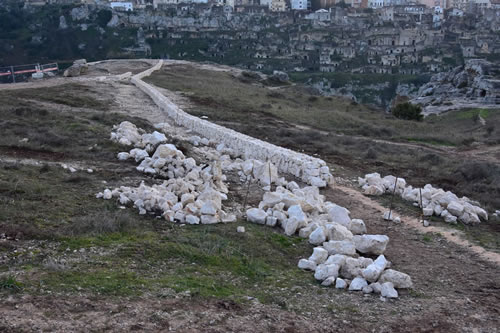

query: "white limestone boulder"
left=348, top=277, right=368, bottom=291
left=314, top=263, right=340, bottom=281
left=350, top=219, right=367, bottom=235
left=380, top=282, right=398, bottom=298
left=308, top=247, right=329, bottom=264
left=323, top=240, right=356, bottom=256
left=447, top=201, right=464, bottom=217
left=379, top=269, right=413, bottom=289
left=353, top=235, right=389, bottom=255
left=335, top=278, right=348, bottom=289
left=326, top=223, right=353, bottom=241
left=298, top=259, right=317, bottom=271
left=361, top=255, right=388, bottom=282
left=327, top=205, right=351, bottom=227
left=309, top=227, right=327, bottom=245
left=246, top=208, right=267, bottom=224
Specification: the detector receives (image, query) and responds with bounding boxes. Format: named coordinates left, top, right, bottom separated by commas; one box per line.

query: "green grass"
left=455, top=108, right=490, bottom=120
left=0, top=275, right=24, bottom=293
left=29, top=223, right=314, bottom=301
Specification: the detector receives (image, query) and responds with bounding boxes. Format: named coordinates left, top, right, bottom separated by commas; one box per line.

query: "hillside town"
left=19, top=0, right=500, bottom=75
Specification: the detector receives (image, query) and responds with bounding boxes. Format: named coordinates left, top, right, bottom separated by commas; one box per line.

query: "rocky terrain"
left=0, top=59, right=499, bottom=332
left=411, top=59, right=500, bottom=115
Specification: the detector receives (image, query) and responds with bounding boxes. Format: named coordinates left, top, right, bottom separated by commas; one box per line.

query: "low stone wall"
left=131, top=60, right=333, bottom=186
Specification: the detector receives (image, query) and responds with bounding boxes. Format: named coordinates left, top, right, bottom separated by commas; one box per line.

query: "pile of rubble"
left=246, top=185, right=412, bottom=298
left=359, top=173, right=488, bottom=225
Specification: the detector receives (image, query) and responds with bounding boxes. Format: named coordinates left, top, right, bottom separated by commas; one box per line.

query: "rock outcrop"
left=412, top=59, right=500, bottom=114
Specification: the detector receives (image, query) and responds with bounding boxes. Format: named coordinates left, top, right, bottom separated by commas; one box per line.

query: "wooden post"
left=11, top=66, right=15, bottom=83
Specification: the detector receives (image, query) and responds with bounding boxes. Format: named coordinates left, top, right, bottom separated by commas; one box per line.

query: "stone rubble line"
left=98, top=121, right=288, bottom=224
left=246, top=185, right=413, bottom=299
left=130, top=60, right=334, bottom=188
left=359, top=173, right=488, bottom=225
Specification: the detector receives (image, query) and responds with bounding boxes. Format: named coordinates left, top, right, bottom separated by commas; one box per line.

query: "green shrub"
left=391, top=102, right=423, bottom=121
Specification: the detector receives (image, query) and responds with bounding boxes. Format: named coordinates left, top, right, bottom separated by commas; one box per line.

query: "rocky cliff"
left=412, top=59, right=500, bottom=114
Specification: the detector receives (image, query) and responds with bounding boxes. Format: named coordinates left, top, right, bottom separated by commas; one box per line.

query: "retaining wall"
left=131, top=60, right=333, bottom=186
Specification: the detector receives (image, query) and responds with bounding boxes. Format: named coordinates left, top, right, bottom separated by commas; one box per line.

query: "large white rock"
left=340, top=257, right=373, bottom=279
left=246, top=208, right=267, bottom=224
left=323, top=240, right=356, bottom=256
left=308, top=247, right=329, bottom=264
left=266, top=216, right=278, bottom=227
left=283, top=217, right=300, bottom=236
left=353, top=235, right=389, bottom=255
left=261, top=192, right=283, bottom=209
left=309, top=227, right=327, bottom=245
left=298, top=259, right=317, bottom=271
left=326, top=223, right=353, bottom=241
left=350, top=219, right=367, bottom=235
left=380, top=282, right=398, bottom=298
left=185, top=215, right=200, bottom=225
left=379, top=269, right=413, bottom=289
left=447, top=201, right=464, bottom=216
left=288, top=205, right=307, bottom=224
left=314, top=263, right=340, bottom=281
left=142, top=131, right=167, bottom=147
left=103, top=189, right=112, bottom=200
left=348, top=277, right=368, bottom=291
left=363, top=185, right=384, bottom=196
left=200, top=201, right=217, bottom=215
left=325, top=254, right=348, bottom=267
left=310, top=177, right=326, bottom=188
left=327, top=205, right=351, bottom=227
left=117, top=152, right=130, bottom=160
left=361, top=255, right=388, bottom=282
left=201, top=215, right=219, bottom=224
left=335, top=278, right=348, bottom=289
left=130, top=148, right=149, bottom=162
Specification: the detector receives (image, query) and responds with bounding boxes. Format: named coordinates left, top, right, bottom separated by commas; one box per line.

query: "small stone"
left=237, top=226, right=245, bottom=233
left=362, top=286, right=373, bottom=294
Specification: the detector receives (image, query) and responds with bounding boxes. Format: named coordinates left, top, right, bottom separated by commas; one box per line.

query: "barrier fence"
left=0, top=63, right=59, bottom=83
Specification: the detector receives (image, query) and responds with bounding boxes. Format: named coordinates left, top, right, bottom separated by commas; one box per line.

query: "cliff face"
left=412, top=59, right=500, bottom=114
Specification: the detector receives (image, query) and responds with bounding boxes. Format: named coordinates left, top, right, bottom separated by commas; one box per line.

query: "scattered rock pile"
left=246, top=185, right=412, bottom=297
left=100, top=122, right=242, bottom=224
left=63, top=59, right=88, bottom=77
left=359, top=173, right=488, bottom=225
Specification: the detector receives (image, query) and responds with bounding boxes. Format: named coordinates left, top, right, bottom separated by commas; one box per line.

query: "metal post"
left=11, top=66, right=15, bottom=83
left=419, top=188, right=424, bottom=225
left=388, top=177, right=398, bottom=221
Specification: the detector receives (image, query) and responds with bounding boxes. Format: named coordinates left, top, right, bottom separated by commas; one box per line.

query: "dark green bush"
left=391, top=102, right=423, bottom=121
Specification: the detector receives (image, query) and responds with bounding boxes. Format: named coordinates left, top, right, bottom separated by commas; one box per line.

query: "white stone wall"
left=131, top=60, right=333, bottom=187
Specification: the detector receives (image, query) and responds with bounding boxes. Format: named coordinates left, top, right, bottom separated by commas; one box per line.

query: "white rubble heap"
left=358, top=173, right=488, bottom=225
left=247, top=185, right=412, bottom=298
